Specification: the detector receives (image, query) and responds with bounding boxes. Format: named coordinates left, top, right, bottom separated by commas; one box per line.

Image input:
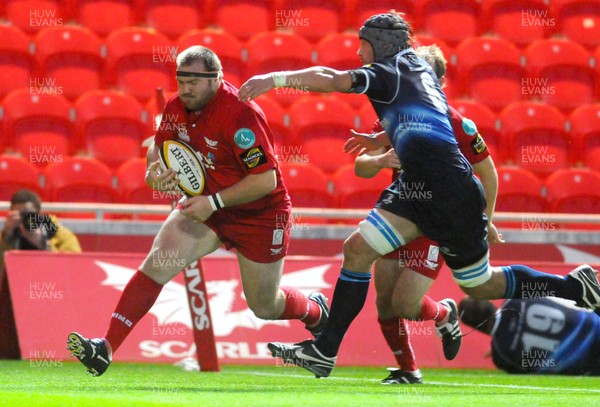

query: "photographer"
left=1, top=189, right=81, bottom=261
left=0, top=189, right=81, bottom=359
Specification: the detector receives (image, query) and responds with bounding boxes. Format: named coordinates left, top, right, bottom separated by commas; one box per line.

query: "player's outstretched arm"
left=238, top=67, right=352, bottom=102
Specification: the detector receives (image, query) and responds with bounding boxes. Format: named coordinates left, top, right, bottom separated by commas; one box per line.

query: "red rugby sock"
left=416, top=295, right=448, bottom=323
left=378, top=317, right=418, bottom=372
left=103, top=271, right=163, bottom=353
left=278, top=286, right=321, bottom=325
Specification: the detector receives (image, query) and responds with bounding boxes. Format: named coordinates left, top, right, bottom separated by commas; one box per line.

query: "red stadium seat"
left=546, top=168, right=600, bottom=213
left=314, top=33, right=364, bottom=108
left=596, top=45, right=600, bottom=99
left=245, top=31, right=313, bottom=106
left=315, top=33, right=360, bottom=71
left=116, top=157, right=174, bottom=205
left=105, top=27, right=176, bottom=103
left=499, top=102, right=570, bottom=177
left=495, top=166, right=547, bottom=212
left=44, top=156, right=117, bottom=203
left=144, top=89, right=177, bottom=139
left=177, top=29, right=244, bottom=87
left=482, top=0, right=554, bottom=48
left=303, top=137, right=355, bottom=175
left=525, top=39, right=594, bottom=113
left=418, top=0, right=482, bottom=46
left=75, top=90, right=146, bottom=169
left=450, top=100, right=502, bottom=162
left=0, top=155, right=43, bottom=200
left=3, top=89, right=74, bottom=166
left=569, top=104, right=600, bottom=172
left=0, top=25, right=33, bottom=99
left=73, top=0, right=139, bottom=38
left=456, top=37, right=525, bottom=112
left=288, top=96, right=356, bottom=143
left=345, top=0, right=419, bottom=31
left=413, top=35, right=458, bottom=98
left=34, top=26, right=103, bottom=101
left=6, top=0, right=67, bottom=35
left=245, top=31, right=313, bottom=75
left=553, top=0, right=600, bottom=50
left=332, top=164, right=392, bottom=209
left=143, top=0, right=213, bottom=40
left=276, top=0, right=342, bottom=43
left=213, top=0, right=273, bottom=41
left=254, top=96, right=289, bottom=146
left=279, top=162, right=334, bottom=208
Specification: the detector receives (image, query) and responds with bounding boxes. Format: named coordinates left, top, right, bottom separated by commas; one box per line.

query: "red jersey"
left=155, top=80, right=290, bottom=214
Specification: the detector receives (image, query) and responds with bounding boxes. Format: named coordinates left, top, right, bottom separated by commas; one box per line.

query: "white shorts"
left=451, top=252, right=492, bottom=288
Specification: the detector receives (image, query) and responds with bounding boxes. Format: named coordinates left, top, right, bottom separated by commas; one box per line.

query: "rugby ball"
left=158, top=140, right=206, bottom=196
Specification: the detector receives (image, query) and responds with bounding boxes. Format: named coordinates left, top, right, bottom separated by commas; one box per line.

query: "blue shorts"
left=374, top=173, right=488, bottom=271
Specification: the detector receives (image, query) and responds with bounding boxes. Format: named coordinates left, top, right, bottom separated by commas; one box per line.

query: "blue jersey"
left=351, top=48, right=472, bottom=188
left=491, top=298, right=600, bottom=375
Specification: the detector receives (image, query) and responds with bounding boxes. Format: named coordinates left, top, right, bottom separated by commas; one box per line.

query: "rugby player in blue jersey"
left=460, top=295, right=600, bottom=375
left=238, top=11, right=600, bottom=378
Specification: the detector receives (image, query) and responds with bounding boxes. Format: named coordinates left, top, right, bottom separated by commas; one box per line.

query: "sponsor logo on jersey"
left=234, top=128, right=256, bottom=149
left=461, top=117, right=478, bottom=136
left=240, top=146, right=267, bottom=169
left=470, top=133, right=487, bottom=155
left=204, top=137, right=218, bottom=149
left=177, top=127, right=190, bottom=142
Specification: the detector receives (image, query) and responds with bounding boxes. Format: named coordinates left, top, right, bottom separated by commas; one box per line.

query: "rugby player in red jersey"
left=66, top=46, right=329, bottom=376
left=356, top=45, right=502, bottom=384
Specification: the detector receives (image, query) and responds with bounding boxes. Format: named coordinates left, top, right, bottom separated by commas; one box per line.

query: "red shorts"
left=381, top=236, right=444, bottom=279
left=175, top=202, right=291, bottom=263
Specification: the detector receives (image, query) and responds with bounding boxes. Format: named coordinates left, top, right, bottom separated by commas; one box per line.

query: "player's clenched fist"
left=238, top=74, right=275, bottom=102
left=178, top=195, right=215, bottom=222
left=145, top=160, right=179, bottom=193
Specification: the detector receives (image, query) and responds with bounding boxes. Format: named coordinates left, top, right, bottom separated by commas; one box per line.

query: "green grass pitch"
left=1, top=361, right=599, bottom=406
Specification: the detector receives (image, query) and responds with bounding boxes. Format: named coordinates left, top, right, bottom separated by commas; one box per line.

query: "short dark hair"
left=11, top=189, right=42, bottom=212
left=176, top=45, right=222, bottom=72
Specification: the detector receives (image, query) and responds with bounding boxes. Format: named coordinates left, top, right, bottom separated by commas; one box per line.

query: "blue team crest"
left=462, top=118, right=478, bottom=136
left=234, top=128, right=255, bottom=149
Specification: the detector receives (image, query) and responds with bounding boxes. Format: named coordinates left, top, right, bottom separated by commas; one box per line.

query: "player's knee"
left=248, top=304, right=279, bottom=320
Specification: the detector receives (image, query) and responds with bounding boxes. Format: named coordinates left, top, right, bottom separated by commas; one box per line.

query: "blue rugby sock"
left=503, top=265, right=582, bottom=300
left=315, top=268, right=371, bottom=357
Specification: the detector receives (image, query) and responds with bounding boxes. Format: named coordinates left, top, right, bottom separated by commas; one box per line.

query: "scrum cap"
left=359, top=12, right=412, bottom=62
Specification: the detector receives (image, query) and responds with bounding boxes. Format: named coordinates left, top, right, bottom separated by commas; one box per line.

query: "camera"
left=21, top=211, right=58, bottom=239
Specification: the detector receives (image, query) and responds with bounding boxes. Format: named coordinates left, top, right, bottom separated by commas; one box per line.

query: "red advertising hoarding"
left=4, top=251, right=590, bottom=370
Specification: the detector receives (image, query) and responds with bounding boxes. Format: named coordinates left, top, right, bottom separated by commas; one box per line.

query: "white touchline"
left=232, top=371, right=600, bottom=394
